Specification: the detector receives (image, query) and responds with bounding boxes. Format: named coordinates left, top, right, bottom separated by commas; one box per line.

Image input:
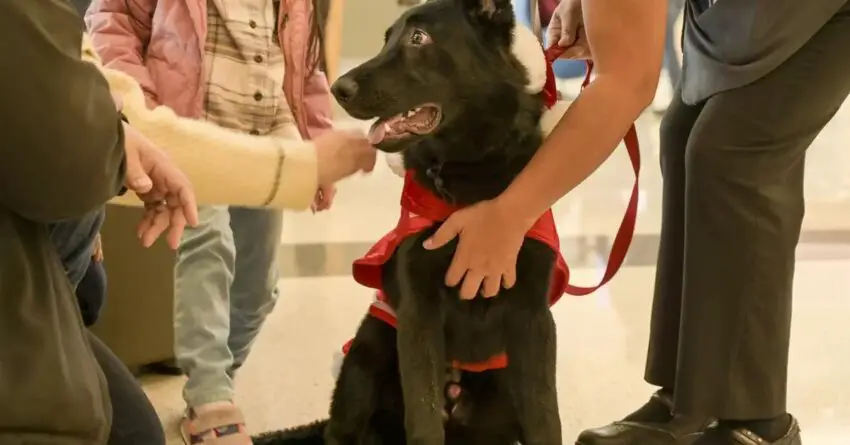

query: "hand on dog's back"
left=314, top=129, right=378, bottom=186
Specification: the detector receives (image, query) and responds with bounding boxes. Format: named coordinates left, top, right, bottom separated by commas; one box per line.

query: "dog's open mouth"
left=368, top=104, right=442, bottom=145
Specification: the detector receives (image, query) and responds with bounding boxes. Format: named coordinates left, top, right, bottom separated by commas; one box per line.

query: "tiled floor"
left=145, top=264, right=850, bottom=443
left=143, top=77, right=850, bottom=443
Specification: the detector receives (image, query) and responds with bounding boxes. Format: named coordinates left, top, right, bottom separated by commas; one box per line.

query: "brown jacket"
left=0, top=0, right=126, bottom=443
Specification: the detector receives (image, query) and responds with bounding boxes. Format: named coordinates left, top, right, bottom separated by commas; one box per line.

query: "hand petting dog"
left=423, top=199, right=534, bottom=299
left=312, top=129, right=377, bottom=212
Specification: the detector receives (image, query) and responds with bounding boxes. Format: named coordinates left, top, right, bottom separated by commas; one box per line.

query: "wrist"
left=494, top=191, right=540, bottom=232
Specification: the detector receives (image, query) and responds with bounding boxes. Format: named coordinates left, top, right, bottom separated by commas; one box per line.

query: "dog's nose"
left=331, top=77, right=359, bottom=103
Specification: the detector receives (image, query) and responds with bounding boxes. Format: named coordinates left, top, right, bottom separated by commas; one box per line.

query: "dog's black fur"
left=254, top=0, right=562, bottom=444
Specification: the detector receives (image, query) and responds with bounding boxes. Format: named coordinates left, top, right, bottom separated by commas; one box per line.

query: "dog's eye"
left=408, top=29, right=431, bottom=46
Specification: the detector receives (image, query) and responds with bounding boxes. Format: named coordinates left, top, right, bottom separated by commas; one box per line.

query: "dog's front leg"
left=395, top=244, right=447, bottom=445
left=504, top=292, right=562, bottom=445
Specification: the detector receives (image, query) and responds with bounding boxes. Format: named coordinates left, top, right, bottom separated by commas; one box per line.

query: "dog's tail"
left=252, top=420, right=327, bottom=445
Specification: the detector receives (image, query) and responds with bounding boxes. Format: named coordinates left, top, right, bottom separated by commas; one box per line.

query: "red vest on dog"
left=342, top=47, right=642, bottom=373
left=348, top=173, right=568, bottom=372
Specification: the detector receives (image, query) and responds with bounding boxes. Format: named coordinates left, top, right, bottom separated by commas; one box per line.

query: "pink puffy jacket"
left=85, top=0, right=333, bottom=139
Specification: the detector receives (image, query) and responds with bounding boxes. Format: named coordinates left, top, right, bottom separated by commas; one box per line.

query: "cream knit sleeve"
left=81, top=34, right=318, bottom=210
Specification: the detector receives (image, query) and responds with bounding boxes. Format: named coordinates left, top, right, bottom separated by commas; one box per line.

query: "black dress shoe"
left=694, top=416, right=802, bottom=445
left=576, top=392, right=714, bottom=445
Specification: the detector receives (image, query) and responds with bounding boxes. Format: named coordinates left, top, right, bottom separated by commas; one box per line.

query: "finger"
left=122, top=126, right=154, bottom=193
left=361, top=147, right=377, bottom=173
left=166, top=207, right=188, bottom=250
left=562, top=45, right=591, bottom=60
left=481, top=274, right=502, bottom=298
left=444, top=251, right=468, bottom=287
left=558, top=25, right=575, bottom=47
left=136, top=209, right=155, bottom=240
left=423, top=216, right=462, bottom=250
left=562, top=28, right=590, bottom=58
left=545, top=20, right=560, bottom=47
left=561, top=36, right=591, bottom=59
left=558, top=10, right=581, bottom=47
left=459, top=271, right=484, bottom=300
left=140, top=207, right=170, bottom=247
left=176, top=185, right=199, bottom=227
left=502, top=266, right=517, bottom=290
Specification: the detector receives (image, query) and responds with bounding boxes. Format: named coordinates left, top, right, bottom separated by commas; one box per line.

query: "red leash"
left=541, top=45, right=641, bottom=296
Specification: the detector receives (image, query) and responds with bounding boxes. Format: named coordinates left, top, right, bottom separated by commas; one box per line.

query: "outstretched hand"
left=423, top=199, right=532, bottom=299
left=123, top=122, right=199, bottom=249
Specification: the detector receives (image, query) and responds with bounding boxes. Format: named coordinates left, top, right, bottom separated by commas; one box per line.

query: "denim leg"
left=227, top=207, right=283, bottom=371
left=174, top=205, right=237, bottom=407
left=48, top=208, right=105, bottom=287
left=77, top=260, right=108, bottom=327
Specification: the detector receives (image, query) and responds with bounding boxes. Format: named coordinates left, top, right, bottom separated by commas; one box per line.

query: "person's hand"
left=314, top=129, right=378, bottom=186
left=92, top=233, right=104, bottom=263
left=423, top=199, right=533, bottom=299
left=311, top=184, right=337, bottom=212
left=547, top=0, right=592, bottom=59
left=122, top=122, right=199, bottom=249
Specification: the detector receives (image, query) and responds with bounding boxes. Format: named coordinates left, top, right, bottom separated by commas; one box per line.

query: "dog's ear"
left=461, top=0, right=514, bottom=46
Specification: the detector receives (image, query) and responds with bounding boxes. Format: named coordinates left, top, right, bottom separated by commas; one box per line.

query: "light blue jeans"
left=174, top=205, right=283, bottom=407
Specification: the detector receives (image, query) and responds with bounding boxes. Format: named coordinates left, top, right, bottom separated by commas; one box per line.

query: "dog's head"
left=331, top=0, right=538, bottom=155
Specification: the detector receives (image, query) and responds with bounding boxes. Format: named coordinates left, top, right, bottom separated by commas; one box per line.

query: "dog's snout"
left=331, top=77, right=359, bottom=103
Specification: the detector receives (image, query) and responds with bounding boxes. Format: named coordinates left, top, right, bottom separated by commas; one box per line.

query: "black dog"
left=254, top=0, right=564, bottom=443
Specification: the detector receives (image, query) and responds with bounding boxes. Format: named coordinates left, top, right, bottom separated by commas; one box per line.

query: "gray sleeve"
left=0, top=0, right=127, bottom=223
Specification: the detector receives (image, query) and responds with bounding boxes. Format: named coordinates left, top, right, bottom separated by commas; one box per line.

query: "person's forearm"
left=83, top=32, right=319, bottom=210
left=497, top=75, right=653, bottom=223
left=112, top=102, right=318, bottom=210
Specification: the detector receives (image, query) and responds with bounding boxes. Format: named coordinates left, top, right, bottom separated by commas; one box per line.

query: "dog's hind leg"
left=325, top=316, right=398, bottom=445
left=393, top=242, right=448, bottom=445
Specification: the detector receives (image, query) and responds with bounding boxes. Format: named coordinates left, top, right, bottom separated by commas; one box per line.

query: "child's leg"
left=226, top=207, right=283, bottom=371
left=174, top=205, right=238, bottom=407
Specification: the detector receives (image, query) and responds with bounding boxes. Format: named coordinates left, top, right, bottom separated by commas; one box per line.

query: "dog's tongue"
left=368, top=122, right=387, bottom=145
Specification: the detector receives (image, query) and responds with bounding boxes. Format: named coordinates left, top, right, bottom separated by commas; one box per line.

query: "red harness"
left=343, top=47, right=642, bottom=372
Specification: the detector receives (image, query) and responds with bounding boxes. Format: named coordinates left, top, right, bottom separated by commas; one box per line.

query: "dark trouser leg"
left=644, top=82, right=705, bottom=391
left=577, top=6, right=850, bottom=445
left=648, top=6, right=850, bottom=420
left=87, top=331, right=166, bottom=445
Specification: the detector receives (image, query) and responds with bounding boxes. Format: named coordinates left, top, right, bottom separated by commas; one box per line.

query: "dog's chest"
left=381, top=231, right=515, bottom=365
